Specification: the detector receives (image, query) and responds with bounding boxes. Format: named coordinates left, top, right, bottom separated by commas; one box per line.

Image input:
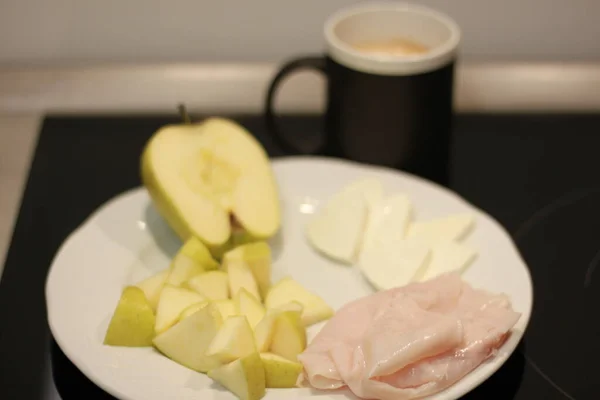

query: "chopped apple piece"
left=208, top=352, right=266, bottom=400
left=185, top=270, right=229, bottom=300
left=103, top=286, right=155, bottom=347
left=153, top=303, right=223, bottom=372
left=407, top=213, right=475, bottom=244
left=260, top=352, right=303, bottom=388
left=154, top=285, right=207, bottom=333
left=253, top=313, right=276, bottom=353
left=166, top=237, right=219, bottom=286
left=234, top=288, right=266, bottom=329
left=135, top=269, right=169, bottom=311
left=141, top=117, right=281, bottom=249
left=206, top=316, right=257, bottom=364
left=269, top=311, right=306, bottom=362
left=271, top=301, right=304, bottom=314
left=253, top=305, right=303, bottom=353
left=265, top=278, right=333, bottom=326
left=179, top=301, right=210, bottom=320
left=223, top=241, right=272, bottom=298
left=227, top=261, right=261, bottom=301
left=360, top=238, right=431, bottom=290
left=214, top=299, right=238, bottom=320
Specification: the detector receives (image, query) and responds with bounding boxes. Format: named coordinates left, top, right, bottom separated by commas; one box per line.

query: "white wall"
left=1, top=0, right=598, bottom=65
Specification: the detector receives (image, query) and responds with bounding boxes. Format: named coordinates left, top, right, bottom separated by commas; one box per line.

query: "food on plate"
left=307, top=177, right=478, bottom=288
left=407, top=213, right=475, bottom=244
left=141, top=117, right=281, bottom=253
left=154, top=286, right=206, bottom=333
left=206, top=315, right=257, bottom=364
left=226, top=261, right=261, bottom=301
left=153, top=302, right=223, bottom=372
left=214, top=299, right=238, bottom=320
left=361, top=194, right=412, bottom=254
left=265, top=277, right=334, bottom=326
left=185, top=270, right=229, bottom=300
left=234, top=288, right=266, bottom=328
left=360, top=238, right=431, bottom=291
left=223, top=242, right=272, bottom=298
left=103, top=286, right=155, bottom=347
left=260, top=352, right=303, bottom=388
left=415, top=241, right=478, bottom=282
left=208, top=352, right=266, bottom=400
left=306, top=180, right=370, bottom=263
left=179, top=301, right=210, bottom=320
left=297, top=273, right=521, bottom=399
left=166, top=237, right=219, bottom=286
left=135, top=269, right=169, bottom=311
left=253, top=303, right=303, bottom=352
left=269, top=310, right=307, bottom=362
left=105, top=235, right=333, bottom=399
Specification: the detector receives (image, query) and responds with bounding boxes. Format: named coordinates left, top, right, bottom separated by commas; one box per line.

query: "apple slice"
left=214, top=299, right=238, bottom=320
left=253, top=313, right=276, bottom=353
left=135, top=269, right=169, bottom=311
left=179, top=301, right=210, bottom=320
left=360, top=238, right=432, bottom=290
left=265, top=278, right=333, bottom=326
left=407, top=213, right=475, bottom=244
left=208, top=352, right=266, bottom=400
left=271, top=301, right=304, bottom=314
left=206, top=315, right=257, bottom=364
left=103, top=286, right=155, bottom=347
left=269, top=311, right=306, bottom=362
left=234, top=288, right=266, bottom=329
left=260, top=352, right=303, bottom=388
left=153, top=303, right=223, bottom=372
left=306, top=186, right=368, bottom=264
left=185, top=270, right=229, bottom=300
left=166, top=237, right=219, bottom=286
left=223, top=242, right=271, bottom=298
left=227, top=261, right=261, bottom=301
left=141, top=117, right=281, bottom=249
left=254, top=304, right=303, bottom=352
left=416, top=241, right=478, bottom=281
left=154, top=285, right=207, bottom=333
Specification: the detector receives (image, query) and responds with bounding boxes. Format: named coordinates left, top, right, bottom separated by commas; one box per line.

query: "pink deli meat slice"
left=298, top=273, right=521, bottom=399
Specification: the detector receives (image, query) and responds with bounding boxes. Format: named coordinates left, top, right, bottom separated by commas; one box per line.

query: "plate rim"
left=45, top=155, right=534, bottom=400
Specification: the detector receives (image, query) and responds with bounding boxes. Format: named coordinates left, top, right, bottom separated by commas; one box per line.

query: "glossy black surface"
left=2, top=113, right=600, bottom=399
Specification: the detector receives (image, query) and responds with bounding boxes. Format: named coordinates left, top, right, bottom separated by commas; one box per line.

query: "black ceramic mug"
left=265, top=3, right=461, bottom=185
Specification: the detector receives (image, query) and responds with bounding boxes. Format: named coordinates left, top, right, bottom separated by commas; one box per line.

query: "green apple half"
left=141, top=118, right=281, bottom=249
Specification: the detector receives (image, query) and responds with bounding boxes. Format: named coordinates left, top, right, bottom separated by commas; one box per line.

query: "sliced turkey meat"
left=298, top=273, right=520, bottom=399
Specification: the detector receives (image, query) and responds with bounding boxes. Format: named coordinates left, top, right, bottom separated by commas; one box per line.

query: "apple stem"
left=178, top=103, right=192, bottom=124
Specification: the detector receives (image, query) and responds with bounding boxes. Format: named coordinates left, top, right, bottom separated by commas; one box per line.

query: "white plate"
left=46, top=156, right=533, bottom=400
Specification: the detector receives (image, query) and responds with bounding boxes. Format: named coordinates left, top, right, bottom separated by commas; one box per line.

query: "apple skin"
left=140, top=118, right=282, bottom=257
left=141, top=135, right=196, bottom=243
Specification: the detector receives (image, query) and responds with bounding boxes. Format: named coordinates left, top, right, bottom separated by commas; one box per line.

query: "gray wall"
left=1, top=0, right=597, bottom=64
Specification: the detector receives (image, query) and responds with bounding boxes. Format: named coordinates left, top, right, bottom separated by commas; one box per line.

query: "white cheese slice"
left=359, top=238, right=431, bottom=290
left=307, top=186, right=368, bottom=264
left=407, top=213, right=475, bottom=244
left=416, top=241, right=478, bottom=282
left=360, top=194, right=412, bottom=258
left=344, top=177, right=384, bottom=211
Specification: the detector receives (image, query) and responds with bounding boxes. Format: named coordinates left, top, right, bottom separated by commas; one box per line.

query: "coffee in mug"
left=350, top=38, right=430, bottom=56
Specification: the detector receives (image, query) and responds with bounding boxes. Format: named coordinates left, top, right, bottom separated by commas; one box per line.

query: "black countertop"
left=2, top=113, right=600, bottom=399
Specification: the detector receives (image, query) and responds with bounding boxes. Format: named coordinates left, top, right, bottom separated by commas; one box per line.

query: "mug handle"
left=265, top=56, right=327, bottom=155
